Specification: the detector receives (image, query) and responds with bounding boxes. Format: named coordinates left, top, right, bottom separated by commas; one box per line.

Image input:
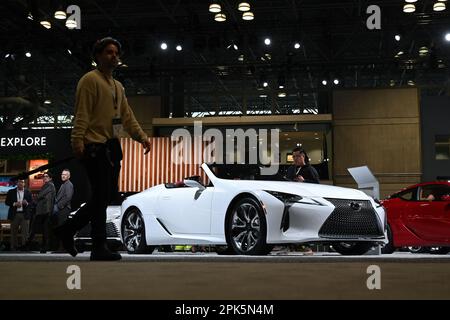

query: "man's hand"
left=142, top=138, right=152, bottom=155
left=294, top=175, right=305, bottom=182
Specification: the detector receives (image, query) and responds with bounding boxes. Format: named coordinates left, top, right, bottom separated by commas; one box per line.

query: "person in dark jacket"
left=286, top=147, right=320, bottom=184
left=5, top=179, right=33, bottom=251
left=28, top=172, right=56, bottom=253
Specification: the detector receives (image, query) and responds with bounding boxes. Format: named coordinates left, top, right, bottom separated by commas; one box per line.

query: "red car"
left=381, top=181, right=450, bottom=254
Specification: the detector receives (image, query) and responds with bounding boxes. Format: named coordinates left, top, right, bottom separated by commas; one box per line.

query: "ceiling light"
left=333, top=79, right=340, bottom=85
left=176, top=45, right=182, bottom=51
left=40, top=20, right=51, bottom=29
left=263, top=81, right=268, bottom=87
left=238, top=2, right=250, bottom=11
left=405, top=0, right=417, bottom=2
left=54, top=10, right=66, bottom=20
left=238, top=54, right=244, bottom=61
left=242, top=11, right=254, bottom=20
left=418, top=46, right=429, bottom=55
left=25, top=52, right=31, bottom=58
left=65, top=19, right=77, bottom=29
left=44, top=100, right=52, bottom=104
left=294, top=42, right=301, bottom=49
left=390, top=80, right=396, bottom=87
left=209, top=3, right=221, bottom=13
left=91, top=61, right=97, bottom=67
left=278, top=92, right=287, bottom=98
left=264, top=38, right=271, bottom=45
left=67, top=49, right=72, bottom=55
left=27, top=12, right=33, bottom=20
left=4, top=53, right=10, bottom=58
left=259, top=94, right=267, bottom=98
left=407, top=80, right=415, bottom=86
left=433, top=2, right=446, bottom=11
left=322, top=80, right=327, bottom=86
left=160, top=42, right=168, bottom=50
left=394, top=34, right=401, bottom=41
left=214, top=13, right=226, bottom=22
left=445, top=33, right=450, bottom=41
left=403, top=4, right=416, bottom=13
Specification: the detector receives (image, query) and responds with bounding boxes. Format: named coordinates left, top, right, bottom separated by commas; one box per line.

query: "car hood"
left=219, top=179, right=370, bottom=200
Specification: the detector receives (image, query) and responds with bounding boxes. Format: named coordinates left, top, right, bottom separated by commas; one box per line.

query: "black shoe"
left=90, top=246, right=122, bottom=261
left=53, top=226, right=77, bottom=257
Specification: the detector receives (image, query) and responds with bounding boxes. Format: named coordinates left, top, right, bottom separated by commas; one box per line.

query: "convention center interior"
left=0, top=0, right=449, bottom=302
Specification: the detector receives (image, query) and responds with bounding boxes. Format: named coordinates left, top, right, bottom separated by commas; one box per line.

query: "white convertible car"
left=120, top=163, right=387, bottom=255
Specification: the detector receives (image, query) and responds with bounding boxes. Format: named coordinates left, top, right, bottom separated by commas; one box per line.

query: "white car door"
left=157, top=186, right=214, bottom=234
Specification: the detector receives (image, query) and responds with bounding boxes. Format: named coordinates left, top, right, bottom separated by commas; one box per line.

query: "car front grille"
left=318, top=198, right=384, bottom=239
left=75, top=221, right=120, bottom=238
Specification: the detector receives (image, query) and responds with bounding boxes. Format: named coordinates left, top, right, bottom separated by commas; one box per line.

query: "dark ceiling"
left=1, top=0, right=449, bottom=128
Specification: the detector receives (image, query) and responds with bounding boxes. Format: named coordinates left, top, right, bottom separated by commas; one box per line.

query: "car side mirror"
left=441, top=195, right=450, bottom=201
left=184, top=179, right=205, bottom=191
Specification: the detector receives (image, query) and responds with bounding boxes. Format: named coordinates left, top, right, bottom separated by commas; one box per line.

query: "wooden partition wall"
left=333, top=88, right=421, bottom=199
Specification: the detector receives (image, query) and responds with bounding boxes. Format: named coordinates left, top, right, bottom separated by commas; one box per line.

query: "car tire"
left=121, top=208, right=155, bottom=254
left=332, top=242, right=374, bottom=255
left=381, top=224, right=395, bottom=254
left=408, top=246, right=430, bottom=254
left=226, top=197, right=270, bottom=255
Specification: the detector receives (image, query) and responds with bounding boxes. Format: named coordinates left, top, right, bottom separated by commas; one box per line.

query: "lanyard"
left=100, top=71, right=118, bottom=111
left=296, top=167, right=302, bottom=176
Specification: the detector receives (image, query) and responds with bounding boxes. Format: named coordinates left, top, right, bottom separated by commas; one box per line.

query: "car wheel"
left=227, top=197, right=270, bottom=255
left=408, top=246, right=430, bottom=254
left=121, top=208, right=155, bottom=254
left=332, top=242, right=374, bottom=255
left=381, top=224, right=395, bottom=254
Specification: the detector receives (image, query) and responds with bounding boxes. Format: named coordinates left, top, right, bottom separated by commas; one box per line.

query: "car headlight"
left=264, top=190, right=323, bottom=206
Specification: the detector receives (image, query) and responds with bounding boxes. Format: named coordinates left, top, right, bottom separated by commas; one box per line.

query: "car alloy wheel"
left=231, top=202, right=261, bottom=252
left=122, top=209, right=144, bottom=253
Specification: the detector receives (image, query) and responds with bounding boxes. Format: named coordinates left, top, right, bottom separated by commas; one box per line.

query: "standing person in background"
left=28, top=172, right=56, bottom=253
left=5, top=179, right=32, bottom=251
left=55, top=37, right=151, bottom=261
left=51, top=169, right=74, bottom=252
left=286, top=147, right=320, bottom=184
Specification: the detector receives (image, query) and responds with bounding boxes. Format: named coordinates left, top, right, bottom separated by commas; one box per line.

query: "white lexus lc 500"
left=120, top=163, right=387, bottom=255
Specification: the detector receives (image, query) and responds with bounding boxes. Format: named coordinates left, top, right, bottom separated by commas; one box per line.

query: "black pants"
left=67, top=140, right=121, bottom=246
left=29, top=214, right=50, bottom=250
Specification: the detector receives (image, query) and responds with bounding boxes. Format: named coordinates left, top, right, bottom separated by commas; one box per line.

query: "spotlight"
left=242, top=12, right=254, bottom=20
left=322, top=80, right=327, bottom=86
left=44, top=100, right=52, bottom=104
left=25, top=52, right=31, bottom=58
left=446, top=33, right=450, bottom=41
left=333, top=79, right=340, bottom=85
left=160, top=42, right=168, bottom=50
left=40, top=20, right=51, bottom=29
left=67, top=49, right=72, bottom=55
left=394, top=34, right=401, bottom=41
left=209, top=3, right=221, bottom=13
left=214, top=13, right=226, bottom=22
left=54, top=10, right=66, bottom=20
left=66, top=19, right=77, bottom=29
left=433, top=2, right=446, bottom=11
left=264, top=38, right=271, bottom=46
left=238, top=2, right=251, bottom=11
left=294, top=42, right=301, bottom=49
left=176, top=45, right=182, bottom=51
left=403, top=4, right=416, bottom=13
left=263, top=81, right=268, bottom=87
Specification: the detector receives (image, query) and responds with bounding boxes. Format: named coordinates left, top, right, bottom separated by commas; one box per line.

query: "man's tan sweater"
left=71, top=69, right=147, bottom=154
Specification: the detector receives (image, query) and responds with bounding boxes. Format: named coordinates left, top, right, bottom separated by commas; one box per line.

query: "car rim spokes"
left=231, top=203, right=260, bottom=252
left=124, top=211, right=143, bottom=251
